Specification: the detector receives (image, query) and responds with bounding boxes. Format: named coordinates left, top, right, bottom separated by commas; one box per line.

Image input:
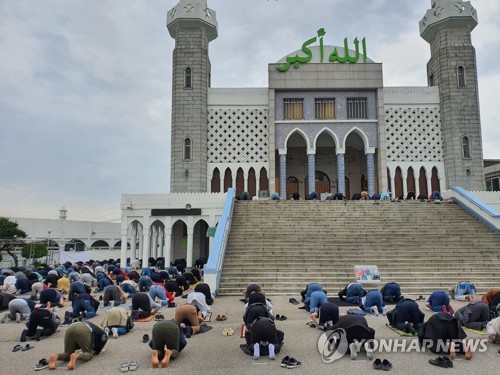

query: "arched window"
left=184, top=138, right=191, bottom=160
left=457, top=66, right=466, bottom=87
left=185, top=67, right=192, bottom=88
left=462, top=136, right=470, bottom=159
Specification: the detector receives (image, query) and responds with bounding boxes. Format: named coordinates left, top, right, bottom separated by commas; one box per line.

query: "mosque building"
left=119, top=0, right=486, bottom=268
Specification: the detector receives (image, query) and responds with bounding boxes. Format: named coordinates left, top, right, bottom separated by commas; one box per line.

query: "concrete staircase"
left=218, top=200, right=500, bottom=296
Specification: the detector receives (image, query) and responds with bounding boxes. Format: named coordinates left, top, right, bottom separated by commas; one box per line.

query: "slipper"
left=12, top=344, right=22, bottom=352
left=216, top=315, right=222, bottom=321
left=22, top=344, right=35, bottom=351
left=142, top=334, right=149, bottom=343
left=34, top=359, right=49, bottom=371
left=289, top=298, right=300, bottom=305
left=128, top=361, right=139, bottom=371
left=373, top=358, right=382, bottom=370
left=220, top=315, right=228, bottom=321
left=226, top=328, right=234, bottom=336
left=120, top=363, right=129, bottom=373
left=429, top=356, right=452, bottom=368
left=222, top=328, right=229, bottom=336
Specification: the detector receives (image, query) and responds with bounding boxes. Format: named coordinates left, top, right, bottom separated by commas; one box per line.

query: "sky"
left=1, top=0, right=500, bottom=222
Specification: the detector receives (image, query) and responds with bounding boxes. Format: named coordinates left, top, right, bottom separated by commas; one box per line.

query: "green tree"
left=0, top=217, right=27, bottom=267
left=21, top=243, right=47, bottom=261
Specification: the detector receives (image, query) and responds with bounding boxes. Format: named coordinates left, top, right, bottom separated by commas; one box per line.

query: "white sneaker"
left=371, top=306, right=380, bottom=316
left=349, top=342, right=357, bottom=360
left=112, top=327, right=118, bottom=338
left=365, top=343, right=374, bottom=360
left=382, top=306, right=387, bottom=316
left=15, top=312, right=21, bottom=323
left=104, top=327, right=110, bottom=336
left=1, top=314, right=8, bottom=323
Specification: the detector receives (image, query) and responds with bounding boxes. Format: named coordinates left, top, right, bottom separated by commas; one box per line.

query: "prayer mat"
left=326, top=297, right=398, bottom=307
left=98, top=302, right=132, bottom=311
left=385, top=323, right=417, bottom=337
left=134, top=312, right=159, bottom=322
left=463, top=327, right=488, bottom=336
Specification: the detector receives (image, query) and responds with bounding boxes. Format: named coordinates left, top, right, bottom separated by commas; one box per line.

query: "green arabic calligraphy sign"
left=277, top=28, right=367, bottom=72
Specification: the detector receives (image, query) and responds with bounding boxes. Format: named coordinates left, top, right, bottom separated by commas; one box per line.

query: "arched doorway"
left=65, top=239, right=86, bottom=252
left=305, top=171, right=331, bottom=196
left=248, top=168, right=256, bottom=197
left=223, top=168, right=232, bottom=193
left=236, top=168, right=244, bottom=196
left=394, top=167, right=403, bottom=198
left=91, top=240, right=109, bottom=249
left=419, top=167, right=428, bottom=196
left=431, top=167, right=440, bottom=192
left=193, top=220, right=210, bottom=261
left=407, top=167, right=415, bottom=194
left=211, top=168, right=220, bottom=193
left=259, top=167, right=269, bottom=195
left=171, top=220, right=187, bottom=262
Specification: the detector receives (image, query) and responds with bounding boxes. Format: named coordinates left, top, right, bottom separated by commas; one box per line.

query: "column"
left=426, top=173, right=432, bottom=197
left=336, top=149, right=345, bottom=195
left=142, top=229, right=151, bottom=269
left=138, top=229, right=143, bottom=261
left=244, top=173, right=248, bottom=193
left=307, top=149, right=316, bottom=194
left=279, top=149, right=287, bottom=199
left=415, top=177, right=420, bottom=197
left=220, top=175, right=224, bottom=193
left=402, top=171, right=408, bottom=198
left=438, top=177, right=444, bottom=193
left=163, top=227, right=172, bottom=268
left=151, top=226, right=158, bottom=259
left=158, top=227, right=164, bottom=261
left=119, top=230, right=128, bottom=268
left=130, top=233, right=137, bottom=260
left=256, top=173, right=260, bottom=197
left=186, top=227, right=194, bottom=268
left=366, top=151, right=375, bottom=197
left=390, top=175, right=396, bottom=199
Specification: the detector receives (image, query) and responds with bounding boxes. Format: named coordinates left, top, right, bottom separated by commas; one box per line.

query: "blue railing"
left=204, top=188, right=236, bottom=294
left=447, top=186, right=500, bottom=232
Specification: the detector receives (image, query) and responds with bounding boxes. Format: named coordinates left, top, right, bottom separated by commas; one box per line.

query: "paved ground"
left=1, top=294, right=498, bottom=374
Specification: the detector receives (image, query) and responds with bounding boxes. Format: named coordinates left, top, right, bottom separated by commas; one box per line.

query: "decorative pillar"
left=426, top=174, right=432, bottom=197
left=220, top=176, right=224, bottom=193
left=390, top=174, right=396, bottom=199
left=256, top=173, right=260, bottom=197
left=158, top=227, right=164, bottom=261
left=307, top=148, right=316, bottom=195
left=186, top=227, right=194, bottom=268
left=130, top=233, right=137, bottom=260
left=142, top=229, right=151, bottom=269
left=366, top=150, right=375, bottom=197
left=138, top=229, right=143, bottom=262
left=438, top=177, right=444, bottom=193
left=414, top=177, right=420, bottom=197
left=279, top=148, right=287, bottom=199
left=336, top=148, right=345, bottom=195
left=244, top=173, right=248, bottom=193
left=163, top=227, right=172, bottom=268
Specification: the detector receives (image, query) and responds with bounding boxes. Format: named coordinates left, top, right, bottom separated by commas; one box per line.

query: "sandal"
left=120, top=363, right=129, bottom=373
left=226, top=328, right=234, bottom=336
left=22, top=344, right=35, bottom=351
left=216, top=315, right=222, bottom=321
left=220, top=315, right=228, bottom=321
left=35, top=359, right=49, bottom=371
left=222, top=328, right=229, bottom=336
left=12, top=344, right=22, bottom=352
left=128, top=361, right=139, bottom=371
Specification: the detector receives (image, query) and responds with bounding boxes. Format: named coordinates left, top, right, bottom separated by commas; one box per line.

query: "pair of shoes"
left=34, top=359, right=49, bottom=371
left=280, top=356, right=301, bottom=369
left=289, top=298, right=300, bottom=305
left=222, top=328, right=234, bottom=336
left=112, top=327, right=119, bottom=339
left=417, top=295, right=425, bottom=301
left=275, top=314, right=287, bottom=321
left=216, top=314, right=228, bottom=321
left=142, top=334, right=149, bottom=343
left=429, top=356, right=453, bottom=368
left=120, top=362, right=139, bottom=372
left=155, top=314, right=165, bottom=321
left=373, top=359, right=392, bottom=370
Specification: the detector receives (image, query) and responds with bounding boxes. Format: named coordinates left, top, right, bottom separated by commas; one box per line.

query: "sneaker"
left=382, top=306, right=387, bottom=316
left=286, top=358, right=302, bottom=369
left=268, top=343, right=276, bottom=360
left=365, top=343, right=374, bottom=360
left=59, top=317, right=72, bottom=327
left=1, top=314, right=8, bottom=324
left=104, top=327, right=110, bottom=336
left=371, top=306, right=380, bottom=316
left=112, top=327, right=118, bottom=339
left=253, top=343, right=260, bottom=360
left=15, top=312, right=21, bottom=323
left=349, top=342, right=357, bottom=360
left=280, top=355, right=290, bottom=368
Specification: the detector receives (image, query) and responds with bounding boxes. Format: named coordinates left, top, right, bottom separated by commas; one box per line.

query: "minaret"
left=167, top=0, right=218, bottom=192
left=420, top=0, right=484, bottom=190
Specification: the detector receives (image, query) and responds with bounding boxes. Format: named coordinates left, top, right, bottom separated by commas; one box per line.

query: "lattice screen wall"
left=207, top=107, right=269, bottom=163
left=385, top=106, right=443, bottom=162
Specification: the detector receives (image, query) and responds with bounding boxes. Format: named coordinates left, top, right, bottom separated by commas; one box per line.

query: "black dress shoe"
left=373, top=359, right=382, bottom=370
left=381, top=359, right=392, bottom=371
left=429, top=357, right=452, bottom=368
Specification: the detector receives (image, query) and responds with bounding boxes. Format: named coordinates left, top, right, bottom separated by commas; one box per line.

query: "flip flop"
left=142, top=334, right=149, bottom=343
left=34, top=359, right=49, bottom=371
left=128, top=362, right=139, bottom=371
left=120, top=363, right=129, bottom=373
left=12, top=344, right=22, bottom=352
left=22, top=344, right=35, bottom=351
